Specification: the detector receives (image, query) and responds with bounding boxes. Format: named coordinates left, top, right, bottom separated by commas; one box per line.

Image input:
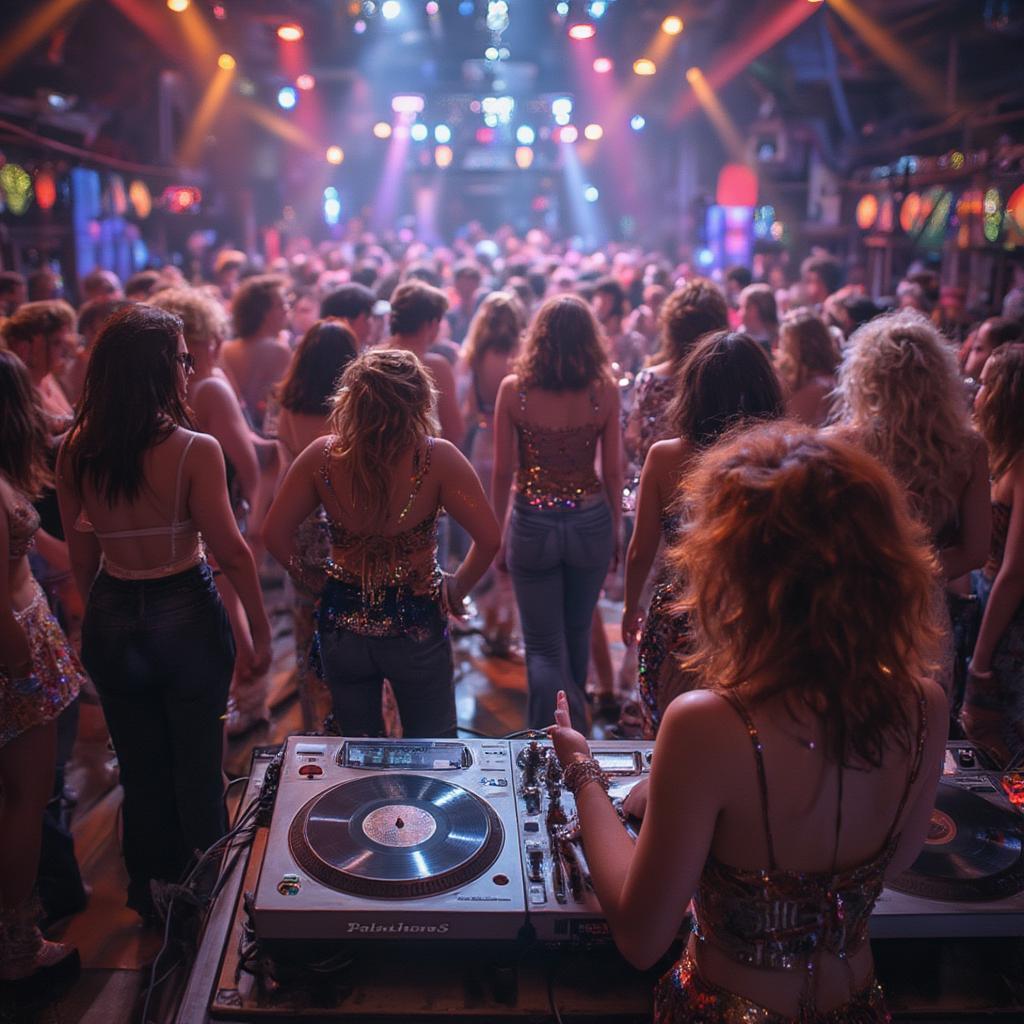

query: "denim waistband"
left=92, top=561, right=216, bottom=595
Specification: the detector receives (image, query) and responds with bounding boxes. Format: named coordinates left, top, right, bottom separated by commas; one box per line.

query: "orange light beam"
left=236, top=98, right=321, bottom=154
left=670, top=1, right=817, bottom=124
left=0, top=0, right=88, bottom=76
left=825, top=0, right=949, bottom=112
left=177, top=62, right=235, bottom=167
left=687, top=68, right=748, bottom=164
left=176, top=0, right=219, bottom=68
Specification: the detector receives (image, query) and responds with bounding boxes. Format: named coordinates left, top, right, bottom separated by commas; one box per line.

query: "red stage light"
left=296, top=74, right=315, bottom=91
left=163, top=185, right=202, bottom=213
left=475, top=127, right=495, bottom=144
left=593, top=57, right=613, bottom=74
left=277, top=23, right=304, bottom=42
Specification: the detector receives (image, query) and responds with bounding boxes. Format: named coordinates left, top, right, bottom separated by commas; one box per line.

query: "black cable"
left=546, top=960, right=566, bottom=1024
left=140, top=894, right=177, bottom=1024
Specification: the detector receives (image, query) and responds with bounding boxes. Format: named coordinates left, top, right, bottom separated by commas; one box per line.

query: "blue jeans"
left=81, top=563, right=234, bottom=912
left=507, top=497, right=614, bottom=731
left=318, top=580, right=457, bottom=738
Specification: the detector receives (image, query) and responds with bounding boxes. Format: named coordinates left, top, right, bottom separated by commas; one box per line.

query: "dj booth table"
left=171, top=742, right=1024, bottom=1023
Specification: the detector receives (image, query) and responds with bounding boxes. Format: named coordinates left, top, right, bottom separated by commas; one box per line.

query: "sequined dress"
left=623, top=369, right=675, bottom=511
left=654, top=691, right=927, bottom=1023
left=972, top=500, right=1024, bottom=757
left=315, top=437, right=444, bottom=642
left=1, top=491, right=85, bottom=747
left=637, top=510, right=692, bottom=737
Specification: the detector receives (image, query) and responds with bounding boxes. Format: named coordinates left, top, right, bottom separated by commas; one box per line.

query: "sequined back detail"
left=514, top=383, right=603, bottom=509
left=693, top=692, right=927, bottom=977
left=319, top=437, right=441, bottom=631
left=984, top=500, right=1011, bottom=580
left=654, top=950, right=891, bottom=1024
left=7, top=493, right=40, bottom=560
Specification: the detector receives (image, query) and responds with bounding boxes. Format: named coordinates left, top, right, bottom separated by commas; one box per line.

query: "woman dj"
left=550, top=423, right=947, bottom=1023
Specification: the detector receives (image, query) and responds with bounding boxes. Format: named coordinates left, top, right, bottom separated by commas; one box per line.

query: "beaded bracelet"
left=562, top=756, right=611, bottom=796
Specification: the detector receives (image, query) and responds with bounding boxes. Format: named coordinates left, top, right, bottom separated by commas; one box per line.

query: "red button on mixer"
left=299, top=764, right=323, bottom=777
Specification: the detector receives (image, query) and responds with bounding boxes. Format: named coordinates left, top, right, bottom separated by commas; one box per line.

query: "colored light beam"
left=0, top=0, right=87, bottom=76
left=685, top=68, right=747, bottom=164
left=373, top=119, right=412, bottom=232
left=824, top=0, right=949, bottom=111
left=178, top=59, right=235, bottom=166
left=670, top=1, right=817, bottom=124
left=560, top=135, right=605, bottom=247
left=236, top=98, right=321, bottom=154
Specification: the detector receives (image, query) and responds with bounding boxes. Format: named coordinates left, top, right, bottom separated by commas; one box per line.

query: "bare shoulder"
left=427, top=436, right=462, bottom=466
left=659, top=690, right=740, bottom=757
left=647, top=438, right=688, bottom=471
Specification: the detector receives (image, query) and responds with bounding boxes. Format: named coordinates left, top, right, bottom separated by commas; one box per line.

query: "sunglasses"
left=175, top=352, right=196, bottom=374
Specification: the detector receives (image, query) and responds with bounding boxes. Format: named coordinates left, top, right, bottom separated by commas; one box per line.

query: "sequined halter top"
left=514, top=381, right=603, bottom=509
left=318, top=436, right=440, bottom=604
left=693, top=691, right=927, bottom=1003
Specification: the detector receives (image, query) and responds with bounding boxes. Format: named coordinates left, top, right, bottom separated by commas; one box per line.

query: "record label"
left=362, top=805, right=437, bottom=847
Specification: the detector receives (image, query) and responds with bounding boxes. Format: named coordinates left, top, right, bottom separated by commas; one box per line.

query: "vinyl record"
left=889, top=782, right=1024, bottom=902
left=288, top=774, right=503, bottom=899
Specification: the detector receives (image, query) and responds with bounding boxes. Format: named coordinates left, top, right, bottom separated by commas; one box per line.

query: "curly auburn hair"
left=833, top=309, right=975, bottom=535
left=150, top=287, right=228, bottom=350
left=0, top=350, right=52, bottom=498
left=670, top=423, right=940, bottom=768
left=514, top=294, right=611, bottom=391
left=327, top=349, right=438, bottom=519
left=975, top=343, right=1024, bottom=482
left=776, top=309, right=838, bottom=391
left=650, top=278, right=729, bottom=371
left=462, top=291, right=525, bottom=369
left=0, top=299, right=76, bottom=349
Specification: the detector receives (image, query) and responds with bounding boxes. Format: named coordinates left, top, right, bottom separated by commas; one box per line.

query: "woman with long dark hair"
left=552, top=424, right=948, bottom=1023
left=264, top=349, right=499, bottom=737
left=492, top=295, right=622, bottom=731
left=622, top=331, right=785, bottom=736
left=0, top=351, right=84, bottom=990
left=56, top=305, right=271, bottom=919
left=271, top=319, right=358, bottom=731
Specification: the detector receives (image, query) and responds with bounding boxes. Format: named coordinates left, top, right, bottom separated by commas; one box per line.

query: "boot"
left=960, top=669, right=1013, bottom=769
left=0, top=897, right=80, bottom=990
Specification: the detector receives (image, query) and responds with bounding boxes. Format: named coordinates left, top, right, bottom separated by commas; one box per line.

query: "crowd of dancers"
left=2, top=233, right=1024, bottom=1021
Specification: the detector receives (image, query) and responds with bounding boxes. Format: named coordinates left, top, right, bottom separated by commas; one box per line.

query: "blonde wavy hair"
left=149, top=287, right=228, bottom=350
left=462, top=291, right=525, bottom=369
left=834, top=309, right=974, bottom=533
left=327, top=349, right=438, bottom=519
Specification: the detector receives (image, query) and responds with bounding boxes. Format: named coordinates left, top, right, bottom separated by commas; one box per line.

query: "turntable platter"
left=287, top=775, right=504, bottom=899
left=889, top=782, right=1024, bottom=902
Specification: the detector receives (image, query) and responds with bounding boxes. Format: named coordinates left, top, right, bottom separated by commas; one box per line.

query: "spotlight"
left=588, top=1, right=607, bottom=16
left=516, top=125, right=535, bottom=145
left=559, top=125, right=579, bottom=143
left=381, top=1, right=401, bottom=19
left=551, top=97, right=573, bottom=120
left=593, top=57, right=613, bottom=74
left=555, top=2, right=569, bottom=16
left=296, top=74, right=316, bottom=91
left=392, top=94, right=425, bottom=113
left=410, top=123, right=428, bottom=141
left=426, top=1, right=440, bottom=14
left=217, top=53, right=236, bottom=70
left=584, top=185, right=599, bottom=202
left=685, top=66, right=700, bottom=83
left=584, top=123, right=603, bottom=140
left=323, top=187, right=341, bottom=226
left=354, top=19, right=367, bottom=33
left=485, top=46, right=499, bottom=60
left=515, top=146, right=534, bottom=169
left=697, top=248, right=714, bottom=267
left=475, top=127, right=495, bottom=143
left=167, top=0, right=189, bottom=11
left=277, top=86, right=297, bottom=110
left=661, top=15, right=684, bottom=35
left=633, top=58, right=656, bottom=76
left=630, top=114, right=645, bottom=130
left=277, top=22, right=304, bottom=41
left=435, top=145, right=454, bottom=167
left=459, top=0, right=474, bottom=14
left=326, top=145, right=345, bottom=164
left=568, top=23, right=596, bottom=40
left=434, top=124, right=452, bottom=143
left=373, top=121, right=393, bottom=138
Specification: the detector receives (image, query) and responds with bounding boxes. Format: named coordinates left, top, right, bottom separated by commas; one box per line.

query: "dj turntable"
left=872, top=742, right=1024, bottom=937
left=252, top=737, right=527, bottom=941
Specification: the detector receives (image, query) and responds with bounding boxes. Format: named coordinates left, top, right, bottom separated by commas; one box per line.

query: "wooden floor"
left=20, top=592, right=630, bottom=1024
